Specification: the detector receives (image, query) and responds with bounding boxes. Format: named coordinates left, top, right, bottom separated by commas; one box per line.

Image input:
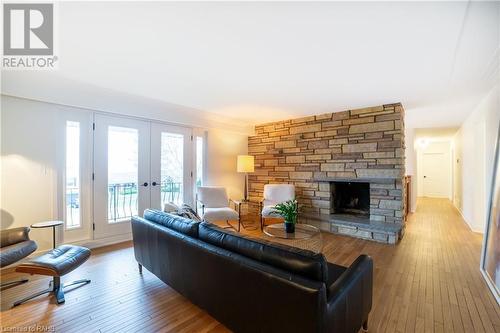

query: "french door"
left=93, top=114, right=193, bottom=240
left=93, top=114, right=151, bottom=239
left=150, top=123, right=193, bottom=210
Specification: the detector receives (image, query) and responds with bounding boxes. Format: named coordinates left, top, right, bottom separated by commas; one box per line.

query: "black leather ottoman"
left=14, top=244, right=91, bottom=306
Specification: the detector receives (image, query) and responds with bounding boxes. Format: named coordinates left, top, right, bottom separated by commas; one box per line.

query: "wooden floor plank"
left=1, top=198, right=498, bottom=332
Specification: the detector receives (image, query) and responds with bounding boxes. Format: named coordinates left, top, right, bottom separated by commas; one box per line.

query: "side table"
left=232, top=200, right=260, bottom=231
left=31, top=220, right=64, bottom=249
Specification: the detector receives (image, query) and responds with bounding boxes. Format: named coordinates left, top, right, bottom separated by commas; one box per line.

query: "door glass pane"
left=108, top=126, right=138, bottom=223
left=196, top=136, right=203, bottom=187
left=65, top=121, right=80, bottom=228
left=161, top=133, right=184, bottom=206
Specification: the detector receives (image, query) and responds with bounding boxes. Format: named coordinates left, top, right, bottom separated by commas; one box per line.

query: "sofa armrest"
left=0, top=227, right=31, bottom=248
left=326, top=254, right=373, bottom=333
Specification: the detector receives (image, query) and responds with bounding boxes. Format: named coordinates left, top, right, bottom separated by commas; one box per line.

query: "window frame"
left=193, top=129, right=207, bottom=197
left=64, top=120, right=83, bottom=230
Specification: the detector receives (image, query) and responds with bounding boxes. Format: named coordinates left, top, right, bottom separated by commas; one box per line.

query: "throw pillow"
left=163, top=202, right=180, bottom=213
left=178, top=204, right=202, bottom=222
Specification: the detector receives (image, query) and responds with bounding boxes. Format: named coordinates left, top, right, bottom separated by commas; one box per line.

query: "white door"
left=93, top=114, right=151, bottom=239
left=422, top=152, right=449, bottom=198
left=150, top=123, right=193, bottom=210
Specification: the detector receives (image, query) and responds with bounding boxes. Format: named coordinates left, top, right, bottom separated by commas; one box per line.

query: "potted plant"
left=274, top=199, right=298, bottom=233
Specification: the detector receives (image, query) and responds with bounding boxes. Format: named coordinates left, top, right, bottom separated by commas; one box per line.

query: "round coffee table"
left=263, top=223, right=323, bottom=253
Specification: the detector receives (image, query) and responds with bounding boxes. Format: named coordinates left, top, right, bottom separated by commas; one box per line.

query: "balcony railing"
left=66, top=187, right=80, bottom=228
left=108, top=182, right=138, bottom=222
left=160, top=180, right=182, bottom=205
left=108, top=181, right=182, bottom=222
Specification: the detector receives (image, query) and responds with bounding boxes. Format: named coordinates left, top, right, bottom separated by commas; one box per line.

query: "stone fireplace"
left=331, top=181, right=370, bottom=216
left=248, top=103, right=406, bottom=244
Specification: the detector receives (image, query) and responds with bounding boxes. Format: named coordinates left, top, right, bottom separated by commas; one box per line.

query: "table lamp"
left=237, top=155, right=254, bottom=201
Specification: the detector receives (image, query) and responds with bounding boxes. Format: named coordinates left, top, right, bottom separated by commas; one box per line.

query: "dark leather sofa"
left=132, top=209, right=373, bottom=333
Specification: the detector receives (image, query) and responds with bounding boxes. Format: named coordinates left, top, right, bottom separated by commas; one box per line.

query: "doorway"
left=92, top=114, right=193, bottom=240
left=150, top=123, right=193, bottom=210
left=418, top=141, right=452, bottom=199
left=422, top=152, right=450, bottom=197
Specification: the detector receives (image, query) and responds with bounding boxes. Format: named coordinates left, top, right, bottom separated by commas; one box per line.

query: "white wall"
left=2, top=73, right=254, bottom=135
left=205, top=129, right=248, bottom=201
left=404, top=126, right=417, bottom=212
left=1, top=95, right=249, bottom=252
left=453, top=84, right=500, bottom=233
left=1, top=96, right=88, bottom=251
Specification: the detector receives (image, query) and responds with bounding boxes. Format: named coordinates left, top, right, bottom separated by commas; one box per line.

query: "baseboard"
left=32, top=233, right=132, bottom=254
left=452, top=203, right=483, bottom=234
left=73, top=233, right=132, bottom=249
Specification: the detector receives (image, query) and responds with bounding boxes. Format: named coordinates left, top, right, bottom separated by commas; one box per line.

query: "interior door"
left=150, top=123, right=193, bottom=210
left=422, top=152, right=449, bottom=198
left=93, top=114, right=151, bottom=239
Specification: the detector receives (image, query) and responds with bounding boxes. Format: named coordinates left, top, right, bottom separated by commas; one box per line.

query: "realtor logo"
left=2, top=3, right=57, bottom=69
left=3, top=3, right=53, bottom=55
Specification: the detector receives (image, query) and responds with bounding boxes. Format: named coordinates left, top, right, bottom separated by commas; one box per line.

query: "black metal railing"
left=108, top=181, right=183, bottom=222
left=108, top=183, right=138, bottom=222
left=160, top=180, right=182, bottom=204
left=66, top=187, right=80, bottom=227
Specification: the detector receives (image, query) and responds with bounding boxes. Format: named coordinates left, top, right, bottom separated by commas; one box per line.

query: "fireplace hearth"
left=331, top=181, right=370, bottom=216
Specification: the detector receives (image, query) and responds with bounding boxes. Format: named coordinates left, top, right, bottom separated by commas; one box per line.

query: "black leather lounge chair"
left=0, top=227, right=38, bottom=288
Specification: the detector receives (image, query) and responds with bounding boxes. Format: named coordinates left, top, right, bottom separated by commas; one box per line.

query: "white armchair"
left=260, top=184, right=295, bottom=230
left=196, top=186, right=241, bottom=231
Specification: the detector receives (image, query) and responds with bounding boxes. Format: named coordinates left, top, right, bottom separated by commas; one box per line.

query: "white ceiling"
left=2, top=1, right=499, bottom=130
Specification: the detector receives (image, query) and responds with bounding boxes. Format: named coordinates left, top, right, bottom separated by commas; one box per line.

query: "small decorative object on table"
left=274, top=199, right=298, bottom=233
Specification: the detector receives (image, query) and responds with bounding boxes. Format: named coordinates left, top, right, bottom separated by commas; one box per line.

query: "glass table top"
left=263, top=223, right=320, bottom=240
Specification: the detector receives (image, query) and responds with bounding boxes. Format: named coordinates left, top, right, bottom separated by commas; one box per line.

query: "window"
left=108, top=126, right=139, bottom=222
left=65, top=121, right=81, bottom=228
left=160, top=132, right=184, bottom=206
left=196, top=136, right=203, bottom=187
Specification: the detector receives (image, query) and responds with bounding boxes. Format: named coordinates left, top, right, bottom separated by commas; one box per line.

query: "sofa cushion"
left=143, top=209, right=199, bottom=238
left=198, top=222, right=328, bottom=283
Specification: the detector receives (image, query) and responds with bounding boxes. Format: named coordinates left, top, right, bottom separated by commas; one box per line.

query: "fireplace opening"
left=331, top=181, right=370, bottom=216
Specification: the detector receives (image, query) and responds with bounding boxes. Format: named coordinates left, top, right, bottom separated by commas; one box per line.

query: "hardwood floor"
left=1, top=198, right=499, bottom=332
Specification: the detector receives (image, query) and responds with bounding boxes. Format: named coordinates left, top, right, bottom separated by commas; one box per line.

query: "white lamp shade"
left=237, top=155, right=254, bottom=173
